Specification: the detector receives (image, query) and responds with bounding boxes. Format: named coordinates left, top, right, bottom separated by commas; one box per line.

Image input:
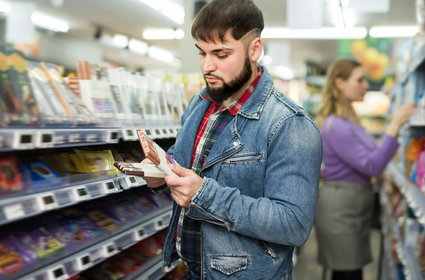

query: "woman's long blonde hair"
left=316, top=58, right=362, bottom=129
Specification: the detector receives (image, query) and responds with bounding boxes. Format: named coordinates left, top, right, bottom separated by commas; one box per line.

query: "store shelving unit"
left=385, top=162, right=425, bottom=224
left=379, top=30, right=425, bottom=279
left=381, top=164, right=424, bottom=280
left=0, top=122, right=181, bottom=280
left=399, top=42, right=425, bottom=86
left=19, top=206, right=172, bottom=280
left=0, top=125, right=180, bottom=151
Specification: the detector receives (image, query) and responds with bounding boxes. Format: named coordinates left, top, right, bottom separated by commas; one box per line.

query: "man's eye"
left=217, top=53, right=228, bottom=58
left=198, top=52, right=206, bottom=56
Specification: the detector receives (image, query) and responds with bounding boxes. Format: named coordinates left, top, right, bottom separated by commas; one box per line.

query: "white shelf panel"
left=399, top=42, right=425, bottom=85
left=409, top=112, right=425, bottom=127
left=393, top=224, right=424, bottom=280
left=385, top=162, right=425, bottom=224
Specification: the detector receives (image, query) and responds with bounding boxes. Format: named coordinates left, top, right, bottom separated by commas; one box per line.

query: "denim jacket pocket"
left=222, top=152, right=263, bottom=165
left=261, top=241, right=279, bottom=260
left=210, top=255, right=248, bottom=275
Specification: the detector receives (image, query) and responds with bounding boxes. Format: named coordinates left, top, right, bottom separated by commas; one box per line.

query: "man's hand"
left=140, top=158, right=166, bottom=188
left=165, top=164, right=203, bottom=208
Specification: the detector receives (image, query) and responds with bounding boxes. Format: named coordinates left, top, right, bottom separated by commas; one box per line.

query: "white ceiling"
left=8, top=0, right=418, bottom=72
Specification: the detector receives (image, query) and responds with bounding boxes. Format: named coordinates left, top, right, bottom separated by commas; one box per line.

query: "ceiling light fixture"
left=129, top=38, right=148, bottom=54
left=31, top=11, right=69, bottom=32
left=147, top=46, right=175, bottom=63
left=369, top=25, right=418, bottom=38
left=0, top=1, right=10, bottom=13
left=113, top=34, right=129, bottom=48
left=138, top=0, right=184, bottom=25
left=262, top=27, right=367, bottom=39
left=143, top=28, right=184, bottom=40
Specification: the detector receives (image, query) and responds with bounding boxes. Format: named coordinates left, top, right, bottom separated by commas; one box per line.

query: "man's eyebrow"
left=195, top=44, right=232, bottom=53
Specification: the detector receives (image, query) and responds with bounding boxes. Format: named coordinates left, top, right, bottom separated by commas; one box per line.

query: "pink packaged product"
left=415, top=150, right=425, bottom=190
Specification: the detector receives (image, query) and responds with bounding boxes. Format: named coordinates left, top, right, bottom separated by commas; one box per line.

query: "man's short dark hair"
left=191, top=0, right=264, bottom=42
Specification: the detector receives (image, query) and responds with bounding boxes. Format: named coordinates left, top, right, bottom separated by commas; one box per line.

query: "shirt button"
left=233, top=141, right=239, bottom=146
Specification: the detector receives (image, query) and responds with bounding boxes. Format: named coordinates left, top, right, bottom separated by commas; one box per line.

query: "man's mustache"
left=203, top=73, right=222, bottom=80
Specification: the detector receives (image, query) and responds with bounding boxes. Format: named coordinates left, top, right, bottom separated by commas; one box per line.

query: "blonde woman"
left=315, top=58, right=414, bottom=280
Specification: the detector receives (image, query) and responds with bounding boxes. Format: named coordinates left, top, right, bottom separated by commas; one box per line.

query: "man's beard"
left=205, top=57, right=252, bottom=104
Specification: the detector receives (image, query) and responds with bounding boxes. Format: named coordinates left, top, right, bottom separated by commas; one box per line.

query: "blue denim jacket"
left=163, top=66, right=322, bottom=279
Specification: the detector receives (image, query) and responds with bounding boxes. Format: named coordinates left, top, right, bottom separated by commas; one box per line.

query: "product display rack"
left=0, top=125, right=180, bottom=151
left=0, top=122, right=181, bottom=280
left=16, top=206, right=172, bottom=280
left=380, top=167, right=424, bottom=280
left=379, top=32, right=425, bottom=279
left=385, top=163, right=425, bottom=225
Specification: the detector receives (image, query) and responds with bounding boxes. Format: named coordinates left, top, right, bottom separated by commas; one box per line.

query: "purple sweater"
left=321, top=115, right=399, bottom=184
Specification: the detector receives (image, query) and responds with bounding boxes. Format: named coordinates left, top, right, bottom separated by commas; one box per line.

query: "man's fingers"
left=170, top=164, right=193, bottom=177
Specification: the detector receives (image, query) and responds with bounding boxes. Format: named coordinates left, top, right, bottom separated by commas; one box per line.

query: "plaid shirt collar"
left=203, top=66, right=262, bottom=115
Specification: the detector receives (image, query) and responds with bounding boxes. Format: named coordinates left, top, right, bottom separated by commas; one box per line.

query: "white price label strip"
left=103, top=243, right=118, bottom=257
left=86, top=134, right=97, bottom=142
left=37, top=193, right=57, bottom=211
left=69, top=134, right=80, bottom=143
left=72, top=186, right=90, bottom=202
left=4, top=203, right=25, bottom=220
left=54, top=135, right=65, bottom=145
left=47, top=265, right=68, bottom=280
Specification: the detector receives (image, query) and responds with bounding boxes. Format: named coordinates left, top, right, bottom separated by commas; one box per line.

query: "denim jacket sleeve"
left=185, top=114, right=323, bottom=246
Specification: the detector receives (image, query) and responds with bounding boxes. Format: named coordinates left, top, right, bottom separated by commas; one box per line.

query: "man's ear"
left=249, top=38, right=262, bottom=62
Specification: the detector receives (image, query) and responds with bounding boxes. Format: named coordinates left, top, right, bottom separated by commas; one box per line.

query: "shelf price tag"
left=71, top=186, right=90, bottom=202
left=46, top=265, right=68, bottom=280
left=125, top=176, right=138, bottom=188
left=85, top=133, right=97, bottom=143
left=106, top=130, right=119, bottom=143
left=154, top=219, right=165, bottom=231
left=74, top=254, right=92, bottom=271
left=0, top=134, right=5, bottom=148
left=100, top=181, right=118, bottom=194
left=134, top=228, right=147, bottom=241
left=69, top=133, right=80, bottom=143
left=54, top=134, right=65, bottom=145
left=101, top=242, right=118, bottom=258
left=144, top=129, right=153, bottom=137
left=154, top=128, right=161, bottom=138
left=3, top=203, right=25, bottom=221
left=12, top=131, right=34, bottom=149
left=122, top=129, right=136, bottom=141
left=36, top=193, right=58, bottom=211
left=35, top=131, right=54, bottom=148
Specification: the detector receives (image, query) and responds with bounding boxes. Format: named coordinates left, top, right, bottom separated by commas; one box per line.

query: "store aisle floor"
left=293, top=228, right=381, bottom=280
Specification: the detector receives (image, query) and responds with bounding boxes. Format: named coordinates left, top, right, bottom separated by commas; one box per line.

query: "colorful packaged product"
left=0, top=157, right=25, bottom=195
left=20, top=159, right=63, bottom=191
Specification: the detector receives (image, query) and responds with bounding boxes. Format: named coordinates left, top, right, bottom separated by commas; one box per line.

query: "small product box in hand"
left=114, top=130, right=178, bottom=178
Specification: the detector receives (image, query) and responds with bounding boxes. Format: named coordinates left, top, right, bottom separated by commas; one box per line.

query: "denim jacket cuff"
left=191, top=177, right=208, bottom=204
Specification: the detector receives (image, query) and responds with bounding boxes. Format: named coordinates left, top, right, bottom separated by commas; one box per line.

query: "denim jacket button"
left=233, top=141, right=238, bottom=146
